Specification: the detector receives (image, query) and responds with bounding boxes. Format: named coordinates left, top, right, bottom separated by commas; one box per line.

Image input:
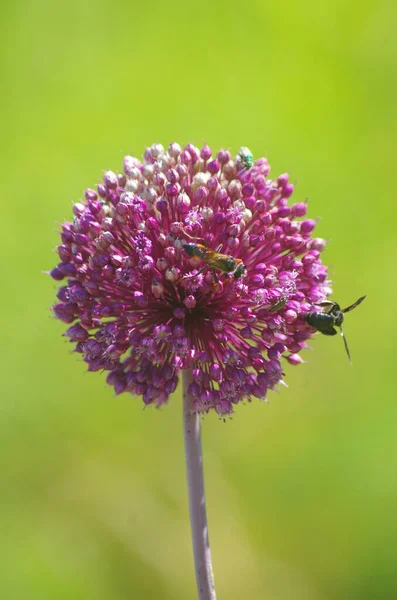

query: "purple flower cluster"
left=50, top=143, right=331, bottom=415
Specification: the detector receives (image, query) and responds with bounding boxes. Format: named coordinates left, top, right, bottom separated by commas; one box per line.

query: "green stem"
left=183, top=369, right=216, bottom=600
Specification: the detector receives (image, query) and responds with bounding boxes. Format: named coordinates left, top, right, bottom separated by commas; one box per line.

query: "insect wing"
left=314, top=300, right=337, bottom=314
left=342, top=295, right=366, bottom=314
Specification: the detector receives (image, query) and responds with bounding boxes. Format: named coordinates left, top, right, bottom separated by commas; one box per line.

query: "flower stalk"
left=183, top=369, right=216, bottom=600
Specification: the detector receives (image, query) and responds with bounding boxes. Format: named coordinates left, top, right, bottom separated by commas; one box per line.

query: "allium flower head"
left=50, top=142, right=331, bottom=415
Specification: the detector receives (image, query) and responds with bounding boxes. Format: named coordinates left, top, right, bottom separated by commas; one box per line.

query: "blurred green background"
left=2, top=0, right=396, bottom=598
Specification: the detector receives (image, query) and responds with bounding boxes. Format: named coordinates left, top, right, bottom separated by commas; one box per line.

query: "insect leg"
left=340, top=325, right=352, bottom=363
left=269, top=297, right=287, bottom=312
left=180, top=265, right=208, bottom=281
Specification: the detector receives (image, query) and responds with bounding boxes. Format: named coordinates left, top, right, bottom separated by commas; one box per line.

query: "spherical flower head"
left=50, top=143, right=331, bottom=415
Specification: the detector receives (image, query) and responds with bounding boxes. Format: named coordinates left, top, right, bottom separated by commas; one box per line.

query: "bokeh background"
left=2, top=0, right=397, bottom=598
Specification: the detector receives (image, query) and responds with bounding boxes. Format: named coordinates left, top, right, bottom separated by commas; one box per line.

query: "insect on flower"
left=50, top=141, right=335, bottom=414
left=237, top=146, right=253, bottom=171
left=182, top=242, right=246, bottom=282
left=304, top=296, right=366, bottom=363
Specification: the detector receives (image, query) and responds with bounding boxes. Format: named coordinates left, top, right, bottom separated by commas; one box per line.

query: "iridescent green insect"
left=237, top=146, right=253, bottom=170
left=304, top=296, right=366, bottom=363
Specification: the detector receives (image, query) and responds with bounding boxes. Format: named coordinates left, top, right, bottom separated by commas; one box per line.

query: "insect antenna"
left=340, top=325, right=352, bottom=364
left=342, top=295, right=366, bottom=314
